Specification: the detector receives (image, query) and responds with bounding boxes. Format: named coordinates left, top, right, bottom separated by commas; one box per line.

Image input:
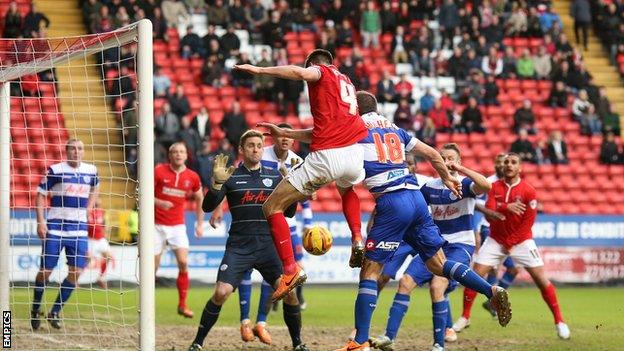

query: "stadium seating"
left=5, top=0, right=624, bottom=215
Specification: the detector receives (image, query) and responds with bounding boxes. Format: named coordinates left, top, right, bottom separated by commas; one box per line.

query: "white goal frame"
left=0, top=19, right=155, bottom=349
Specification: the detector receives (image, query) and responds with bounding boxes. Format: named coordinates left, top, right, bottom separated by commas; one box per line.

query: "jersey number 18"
left=372, top=132, right=404, bottom=164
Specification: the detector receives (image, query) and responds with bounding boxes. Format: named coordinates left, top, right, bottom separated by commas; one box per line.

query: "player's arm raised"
left=449, top=163, right=491, bottom=195
left=202, top=154, right=235, bottom=212
left=411, top=142, right=462, bottom=198
left=257, top=122, right=314, bottom=143
left=233, top=64, right=321, bottom=82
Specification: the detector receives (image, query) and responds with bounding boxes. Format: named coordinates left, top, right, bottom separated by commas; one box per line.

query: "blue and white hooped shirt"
left=38, top=162, right=99, bottom=237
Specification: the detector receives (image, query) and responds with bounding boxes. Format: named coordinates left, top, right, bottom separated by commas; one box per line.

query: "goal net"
left=0, top=20, right=154, bottom=350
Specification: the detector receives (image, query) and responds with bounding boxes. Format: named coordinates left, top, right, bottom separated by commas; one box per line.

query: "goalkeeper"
left=188, top=130, right=308, bottom=351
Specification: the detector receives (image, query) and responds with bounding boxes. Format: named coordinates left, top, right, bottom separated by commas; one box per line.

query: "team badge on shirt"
left=262, top=178, right=273, bottom=187
left=529, top=199, right=538, bottom=209
left=83, top=176, right=91, bottom=183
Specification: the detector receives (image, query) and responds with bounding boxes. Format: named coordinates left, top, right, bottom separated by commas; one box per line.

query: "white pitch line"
left=30, top=333, right=94, bottom=350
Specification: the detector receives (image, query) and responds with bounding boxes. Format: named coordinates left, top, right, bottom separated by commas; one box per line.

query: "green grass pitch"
left=9, top=286, right=624, bottom=350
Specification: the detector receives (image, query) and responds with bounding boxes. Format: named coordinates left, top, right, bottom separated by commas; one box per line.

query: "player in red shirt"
left=454, top=153, right=570, bottom=339
left=154, top=142, right=205, bottom=318
left=87, top=199, right=113, bottom=289
left=234, top=49, right=369, bottom=301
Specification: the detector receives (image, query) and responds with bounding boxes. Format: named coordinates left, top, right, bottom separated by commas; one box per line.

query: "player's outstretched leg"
left=526, top=266, right=570, bottom=339
left=430, top=257, right=511, bottom=327
left=238, top=270, right=254, bottom=342
left=337, top=186, right=364, bottom=268
left=263, top=180, right=307, bottom=302
left=253, top=281, right=273, bottom=345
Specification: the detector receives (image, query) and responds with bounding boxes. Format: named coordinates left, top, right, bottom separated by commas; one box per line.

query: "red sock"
left=99, top=259, right=108, bottom=274
left=462, top=288, right=477, bottom=319
left=341, top=188, right=362, bottom=242
left=267, top=213, right=297, bottom=275
left=177, top=271, right=190, bottom=308
left=540, top=283, right=564, bottom=324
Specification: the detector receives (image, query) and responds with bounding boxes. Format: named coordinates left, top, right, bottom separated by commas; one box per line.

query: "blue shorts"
left=41, top=234, right=89, bottom=270
left=382, top=241, right=416, bottom=279
left=366, top=189, right=445, bottom=264
left=479, top=225, right=515, bottom=269
left=404, top=242, right=475, bottom=292
left=290, top=226, right=304, bottom=262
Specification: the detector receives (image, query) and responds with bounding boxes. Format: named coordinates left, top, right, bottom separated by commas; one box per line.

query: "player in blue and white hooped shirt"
left=237, top=123, right=315, bottom=344
left=338, top=92, right=510, bottom=351
left=370, top=143, right=492, bottom=351
left=31, top=139, right=99, bottom=330
left=375, top=153, right=432, bottom=291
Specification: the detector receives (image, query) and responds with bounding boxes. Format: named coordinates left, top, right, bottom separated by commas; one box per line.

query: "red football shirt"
left=88, top=208, right=105, bottom=240
left=154, top=164, right=201, bottom=226
left=307, top=64, right=368, bottom=151
left=485, top=178, right=538, bottom=249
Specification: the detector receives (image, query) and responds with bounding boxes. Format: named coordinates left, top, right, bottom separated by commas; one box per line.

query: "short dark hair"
left=356, top=91, right=377, bottom=115
left=277, top=122, right=293, bottom=129
left=505, top=152, right=522, bottom=163
left=441, top=143, right=461, bottom=159
left=304, top=49, right=333, bottom=68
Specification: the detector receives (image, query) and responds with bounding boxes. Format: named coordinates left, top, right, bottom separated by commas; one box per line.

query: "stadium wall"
left=9, top=210, right=624, bottom=284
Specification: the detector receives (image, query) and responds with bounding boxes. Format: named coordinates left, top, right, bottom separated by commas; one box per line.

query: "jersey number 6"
left=372, top=132, right=404, bottom=164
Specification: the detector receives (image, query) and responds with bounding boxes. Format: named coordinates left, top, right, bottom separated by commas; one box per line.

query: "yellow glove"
left=211, top=154, right=235, bottom=190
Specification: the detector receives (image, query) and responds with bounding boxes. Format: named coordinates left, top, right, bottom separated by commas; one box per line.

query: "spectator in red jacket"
left=429, top=99, right=450, bottom=132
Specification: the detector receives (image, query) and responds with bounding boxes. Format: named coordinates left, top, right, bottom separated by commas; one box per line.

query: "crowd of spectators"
left=76, top=0, right=624, bottom=172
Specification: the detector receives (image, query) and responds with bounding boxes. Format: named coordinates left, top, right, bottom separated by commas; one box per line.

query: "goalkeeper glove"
left=211, top=154, right=235, bottom=190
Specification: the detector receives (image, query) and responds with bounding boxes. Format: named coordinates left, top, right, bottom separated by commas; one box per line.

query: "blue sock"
left=257, top=281, right=272, bottom=323
left=444, top=297, right=453, bottom=329
left=354, top=279, right=378, bottom=344
left=486, top=272, right=497, bottom=285
left=498, top=271, right=516, bottom=290
left=432, top=301, right=447, bottom=346
left=32, top=280, right=45, bottom=312
left=443, top=260, right=493, bottom=299
left=50, top=279, right=75, bottom=314
left=385, top=293, right=410, bottom=340
left=238, top=271, right=252, bottom=322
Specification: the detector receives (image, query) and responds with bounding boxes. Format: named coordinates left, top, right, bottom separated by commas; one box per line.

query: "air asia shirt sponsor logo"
left=432, top=205, right=460, bottom=219
left=365, top=239, right=400, bottom=251
left=241, top=190, right=269, bottom=204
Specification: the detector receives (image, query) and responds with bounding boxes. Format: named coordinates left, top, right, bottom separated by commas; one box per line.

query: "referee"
left=188, top=130, right=308, bottom=351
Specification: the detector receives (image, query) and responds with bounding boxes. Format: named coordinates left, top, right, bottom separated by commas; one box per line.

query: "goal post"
left=0, top=19, right=154, bottom=349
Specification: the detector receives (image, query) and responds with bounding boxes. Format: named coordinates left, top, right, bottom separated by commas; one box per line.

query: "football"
left=302, top=226, right=333, bottom=256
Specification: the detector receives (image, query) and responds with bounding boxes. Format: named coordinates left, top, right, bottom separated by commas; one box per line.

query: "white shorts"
left=474, top=237, right=544, bottom=268
left=287, top=144, right=365, bottom=196
left=154, top=224, right=189, bottom=255
left=88, top=238, right=110, bottom=257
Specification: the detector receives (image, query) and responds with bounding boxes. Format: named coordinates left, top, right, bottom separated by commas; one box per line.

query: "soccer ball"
left=302, top=226, right=333, bottom=256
